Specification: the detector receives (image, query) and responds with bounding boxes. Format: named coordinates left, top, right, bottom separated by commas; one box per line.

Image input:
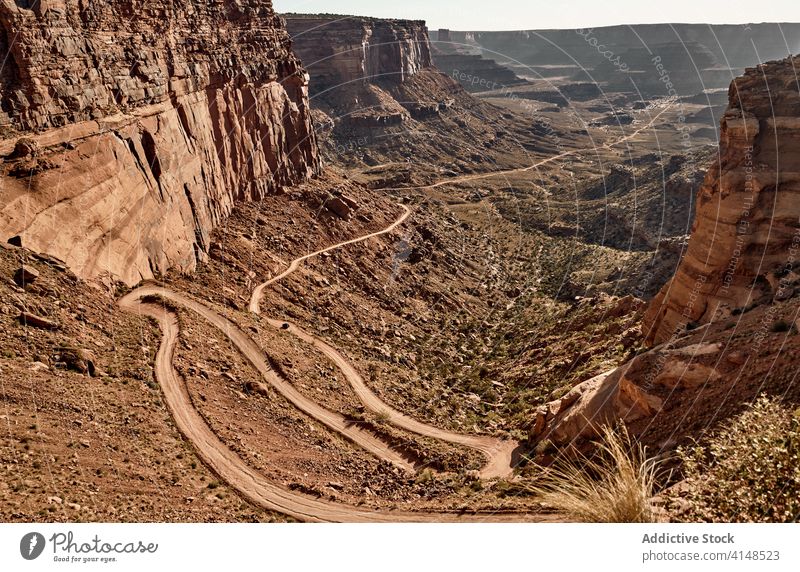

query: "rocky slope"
left=0, top=166, right=552, bottom=521
left=0, top=241, right=282, bottom=522
left=0, top=0, right=319, bottom=286
left=531, top=54, right=800, bottom=451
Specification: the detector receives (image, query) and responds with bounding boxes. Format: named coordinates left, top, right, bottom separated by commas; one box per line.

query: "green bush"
left=675, top=396, right=800, bottom=522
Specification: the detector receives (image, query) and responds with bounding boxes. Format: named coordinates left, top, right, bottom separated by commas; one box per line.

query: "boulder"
left=18, top=312, right=59, bottom=330
left=326, top=197, right=352, bottom=219
left=244, top=381, right=270, bottom=397
left=53, top=347, right=97, bottom=376
left=530, top=337, right=728, bottom=447
left=13, top=265, right=40, bottom=287
left=340, top=194, right=360, bottom=210
left=726, top=351, right=748, bottom=366
left=531, top=352, right=666, bottom=446
left=9, top=138, right=39, bottom=159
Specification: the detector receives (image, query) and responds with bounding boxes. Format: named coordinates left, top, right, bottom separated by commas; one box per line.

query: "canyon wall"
left=431, top=54, right=527, bottom=93
left=644, top=55, right=800, bottom=344
left=531, top=55, right=800, bottom=448
left=284, top=15, right=540, bottom=176
left=0, top=0, right=319, bottom=286
left=437, top=24, right=800, bottom=95
left=284, top=15, right=462, bottom=134
left=284, top=16, right=432, bottom=98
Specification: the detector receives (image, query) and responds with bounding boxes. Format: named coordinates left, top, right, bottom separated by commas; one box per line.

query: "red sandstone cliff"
left=530, top=55, right=800, bottom=449
left=0, top=0, right=319, bottom=285
left=644, top=55, right=800, bottom=345
left=284, top=15, right=458, bottom=128
left=284, top=16, right=433, bottom=97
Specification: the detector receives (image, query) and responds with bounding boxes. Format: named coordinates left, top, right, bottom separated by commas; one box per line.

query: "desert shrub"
left=140, top=294, right=180, bottom=314
left=674, top=396, right=800, bottom=522
left=771, top=320, right=791, bottom=333
left=528, top=425, right=659, bottom=522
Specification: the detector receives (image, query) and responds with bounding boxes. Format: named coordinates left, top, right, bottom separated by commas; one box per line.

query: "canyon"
left=531, top=55, right=800, bottom=451
left=283, top=14, right=546, bottom=181
left=431, top=24, right=800, bottom=89
left=431, top=23, right=800, bottom=133
left=0, top=2, right=799, bottom=524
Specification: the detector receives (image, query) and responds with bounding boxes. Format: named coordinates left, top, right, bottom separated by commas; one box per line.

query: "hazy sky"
left=273, top=0, right=800, bottom=31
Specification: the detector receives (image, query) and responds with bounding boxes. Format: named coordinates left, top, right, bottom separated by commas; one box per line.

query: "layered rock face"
left=529, top=340, right=726, bottom=447
left=429, top=29, right=527, bottom=93
left=284, top=15, right=454, bottom=130
left=284, top=16, right=432, bottom=98
left=531, top=55, right=800, bottom=448
left=644, top=55, right=800, bottom=345
left=431, top=54, right=527, bottom=93
left=0, top=0, right=319, bottom=285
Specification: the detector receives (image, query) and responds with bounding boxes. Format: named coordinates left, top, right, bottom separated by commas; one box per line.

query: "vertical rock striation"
left=644, top=55, right=800, bottom=344
left=283, top=15, right=433, bottom=97
left=283, top=15, right=453, bottom=129
left=530, top=56, right=800, bottom=448
left=0, top=0, right=319, bottom=285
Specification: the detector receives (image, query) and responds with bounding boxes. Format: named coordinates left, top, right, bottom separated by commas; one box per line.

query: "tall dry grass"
left=529, top=425, right=659, bottom=522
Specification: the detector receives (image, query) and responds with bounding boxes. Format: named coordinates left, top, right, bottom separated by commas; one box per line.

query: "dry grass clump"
left=672, top=396, right=800, bottom=523
left=528, top=425, right=659, bottom=522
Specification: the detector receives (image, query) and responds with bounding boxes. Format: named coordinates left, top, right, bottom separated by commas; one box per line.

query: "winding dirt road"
left=248, top=207, right=520, bottom=478
left=383, top=103, right=674, bottom=192
left=243, top=106, right=674, bottom=477
left=116, top=108, right=673, bottom=521
left=249, top=205, right=412, bottom=314
left=120, top=285, right=416, bottom=472
left=258, top=317, right=518, bottom=478
left=120, top=298, right=535, bottom=522
left=116, top=207, right=532, bottom=520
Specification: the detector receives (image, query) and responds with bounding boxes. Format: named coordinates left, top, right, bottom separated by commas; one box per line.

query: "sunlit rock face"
left=284, top=16, right=433, bottom=97
left=0, top=0, right=319, bottom=285
left=531, top=55, right=800, bottom=446
left=645, top=55, right=800, bottom=345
